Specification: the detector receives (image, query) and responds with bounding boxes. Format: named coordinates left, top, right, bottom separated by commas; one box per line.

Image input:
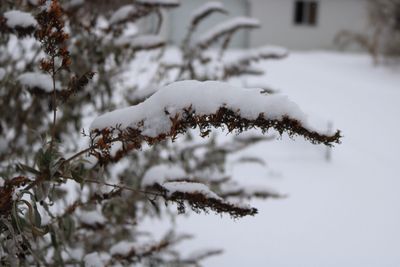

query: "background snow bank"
left=141, top=51, right=400, bottom=267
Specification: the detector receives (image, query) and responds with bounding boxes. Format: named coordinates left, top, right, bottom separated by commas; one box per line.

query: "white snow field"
left=142, top=51, right=400, bottom=267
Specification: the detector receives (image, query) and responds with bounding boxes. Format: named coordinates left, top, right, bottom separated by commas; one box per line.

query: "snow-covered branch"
left=136, top=0, right=180, bottom=8
left=223, top=46, right=288, bottom=79
left=149, top=181, right=258, bottom=218
left=196, top=17, right=260, bottom=49
left=114, top=34, right=165, bottom=51
left=1, top=10, right=37, bottom=36
left=190, top=2, right=227, bottom=29
left=182, top=2, right=228, bottom=52
left=89, top=80, right=341, bottom=163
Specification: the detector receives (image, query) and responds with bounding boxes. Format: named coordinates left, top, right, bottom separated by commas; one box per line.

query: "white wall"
left=166, top=0, right=250, bottom=48
left=249, top=0, right=369, bottom=50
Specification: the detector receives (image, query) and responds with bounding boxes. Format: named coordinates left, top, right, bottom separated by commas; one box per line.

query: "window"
left=396, top=6, right=400, bottom=30
left=294, top=1, right=319, bottom=26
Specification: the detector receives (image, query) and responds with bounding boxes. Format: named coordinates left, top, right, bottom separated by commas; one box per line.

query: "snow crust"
left=18, top=72, right=60, bottom=92
left=3, top=10, right=38, bottom=28
left=90, top=80, right=308, bottom=137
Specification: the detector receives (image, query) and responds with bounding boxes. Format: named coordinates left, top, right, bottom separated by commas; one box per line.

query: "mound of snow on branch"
left=3, top=10, right=37, bottom=28
left=90, top=80, right=308, bottom=137
left=109, top=5, right=136, bottom=25
left=163, top=181, right=222, bottom=200
left=190, top=2, right=226, bottom=24
left=136, top=0, right=180, bottom=6
left=142, top=164, right=187, bottom=187
left=197, top=17, right=260, bottom=47
left=18, top=72, right=61, bottom=92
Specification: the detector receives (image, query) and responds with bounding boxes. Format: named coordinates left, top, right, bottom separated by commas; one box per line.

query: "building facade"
left=165, top=0, right=369, bottom=50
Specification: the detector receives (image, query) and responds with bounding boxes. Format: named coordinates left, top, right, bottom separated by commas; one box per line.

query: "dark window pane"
left=396, top=6, right=400, bottom=30
left=294, top=1, right=304, bottom=24
left=308, top=1, right=318, bottom=25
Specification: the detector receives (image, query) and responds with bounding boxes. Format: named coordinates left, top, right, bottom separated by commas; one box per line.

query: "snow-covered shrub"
left=0, top=1, right=341, bottom=266
left=335, top=0, right=400, bottom=64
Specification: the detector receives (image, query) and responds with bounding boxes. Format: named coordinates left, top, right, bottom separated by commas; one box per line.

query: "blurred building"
left=165, top=0, right=369, bottom=50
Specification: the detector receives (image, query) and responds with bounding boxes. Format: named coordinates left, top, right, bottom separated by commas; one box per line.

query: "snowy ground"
left=143, top=51, right=400, bottom=267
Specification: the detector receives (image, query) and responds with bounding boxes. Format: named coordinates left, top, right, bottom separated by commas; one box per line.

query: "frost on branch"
left=90, top=80, right=341, bottom=163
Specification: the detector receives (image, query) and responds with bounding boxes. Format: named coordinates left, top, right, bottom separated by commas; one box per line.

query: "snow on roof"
left=3, top=10, right=38, bottom=29
left=18, top=72, right=61, bottom=92
left=142, top=164, right=187, bottom=187
left=90, top=80, right=308, bottom=137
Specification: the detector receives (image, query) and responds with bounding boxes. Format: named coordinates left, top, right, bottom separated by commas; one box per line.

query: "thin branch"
left=62, top=147, right=92, bottom=166
left=50, top=56, right=57, bottom=151
left=80, top=177, right=163, bottom=197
